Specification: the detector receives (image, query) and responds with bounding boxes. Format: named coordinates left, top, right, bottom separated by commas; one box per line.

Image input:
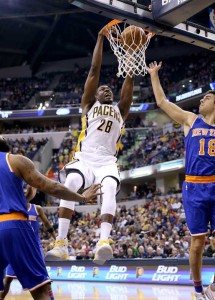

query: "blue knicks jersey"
left=0, top=152, right=27, bottom=216
left=185, top=117, right=215, bottom=176
left=28, top=204, right=39, bottom=240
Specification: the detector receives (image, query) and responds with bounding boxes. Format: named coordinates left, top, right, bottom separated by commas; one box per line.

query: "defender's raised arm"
left=148, top=61, right=196, bottom=130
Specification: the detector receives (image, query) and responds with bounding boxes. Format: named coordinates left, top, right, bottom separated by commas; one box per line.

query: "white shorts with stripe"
left=59, top=158, right=120, bottom=191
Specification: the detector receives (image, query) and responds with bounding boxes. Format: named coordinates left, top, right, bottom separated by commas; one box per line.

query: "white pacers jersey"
left=75, top=101, right=124, bottom=165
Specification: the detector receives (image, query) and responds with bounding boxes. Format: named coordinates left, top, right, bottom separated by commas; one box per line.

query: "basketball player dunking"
left=0, top=137, right=101, bottom=300
left=0, top=185, right=56, bottom=300
left=45, top=25, right=134, bottom=265
left=148, top=61, right=215, bottom=300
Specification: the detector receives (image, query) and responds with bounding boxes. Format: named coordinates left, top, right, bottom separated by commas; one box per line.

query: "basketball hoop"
left=105, top=19, right=155, bottom=78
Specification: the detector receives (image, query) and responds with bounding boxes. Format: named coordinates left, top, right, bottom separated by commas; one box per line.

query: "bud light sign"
left=46, top=261, right=214, bottom=286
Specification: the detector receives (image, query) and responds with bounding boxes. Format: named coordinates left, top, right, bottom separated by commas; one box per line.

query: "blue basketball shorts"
left=182, top=181, right=215, bottom=235
left=6, top=239, right=44, bottom=278
left=0, top=220, right=51, bottom=291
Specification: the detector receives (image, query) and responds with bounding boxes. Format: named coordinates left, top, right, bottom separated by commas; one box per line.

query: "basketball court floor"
left=7, top=280, right=198, bottom=299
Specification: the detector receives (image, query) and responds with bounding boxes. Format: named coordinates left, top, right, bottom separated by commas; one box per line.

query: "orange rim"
left=144, top=29, right=156, bottom=38
left=105, top=19, right=123, bottom=42
left=105, top=19, right=155, bottom=43
left=106, top=19, right=123, bottom=28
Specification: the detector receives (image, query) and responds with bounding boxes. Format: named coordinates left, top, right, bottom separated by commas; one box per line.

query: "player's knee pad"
left=60, top=172, right=83, bottom=210
left=100, top=176, right=118, bottom=216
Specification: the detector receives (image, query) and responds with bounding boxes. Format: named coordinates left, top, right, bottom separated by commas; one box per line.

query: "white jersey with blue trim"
left=75, top=101, right=124, bottom=165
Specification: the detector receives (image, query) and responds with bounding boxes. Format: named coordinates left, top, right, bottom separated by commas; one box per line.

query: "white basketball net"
left=106, top=22, right=153, bottom=78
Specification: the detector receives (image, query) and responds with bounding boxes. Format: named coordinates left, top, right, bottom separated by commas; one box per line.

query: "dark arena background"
left=0, top=0, right=215, bottom=299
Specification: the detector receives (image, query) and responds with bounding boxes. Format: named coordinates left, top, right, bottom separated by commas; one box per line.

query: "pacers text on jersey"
left=93, top=105, right=121, bottom=123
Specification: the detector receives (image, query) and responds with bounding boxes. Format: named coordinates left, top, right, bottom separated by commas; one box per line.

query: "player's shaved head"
left=96, top=85, right=113, bottom=104
left=0, top=136, right=10, bottom=152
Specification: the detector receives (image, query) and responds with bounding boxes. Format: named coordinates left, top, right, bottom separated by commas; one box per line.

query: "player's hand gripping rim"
left=99, top=24, right=121, bottom=41
left=82, top=184, right=103, bottom=204
left=99, top=25, right=110, bottom=37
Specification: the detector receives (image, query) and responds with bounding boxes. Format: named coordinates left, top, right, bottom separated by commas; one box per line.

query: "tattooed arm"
left=8, top=154, right=101, bottom=203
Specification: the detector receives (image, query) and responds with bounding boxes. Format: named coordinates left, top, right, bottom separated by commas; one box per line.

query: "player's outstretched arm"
left=148, top=61, right=196, bottom=127
left=9, top=154, right=102, bottom=204
left=37, top=205, right=56, bottom=239
left=81, top=26, right=108, bottom=115
left=118, top=76, right=134, bottom=121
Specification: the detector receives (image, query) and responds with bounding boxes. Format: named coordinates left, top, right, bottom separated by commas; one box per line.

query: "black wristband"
left=47, top=227, right=54, bottom=234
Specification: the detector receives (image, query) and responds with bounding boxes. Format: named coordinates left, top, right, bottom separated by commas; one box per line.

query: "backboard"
left=71, top=0, right=215, bottom=51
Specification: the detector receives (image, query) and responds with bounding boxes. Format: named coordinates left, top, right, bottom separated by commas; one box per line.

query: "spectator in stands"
left=169, top=248, right=179, bottom=258
left=137, top=245, right=147, bottom=258
left=74, top=241, right=86, bottom=260
left=176, top=248, right=189, bottom=259
left=153, top=247, right=167, bottom=259
left=146, top=246, right=155, bottom=258
left=86, top=250, right=94, bottom=260
left=163, top=241, right=172, bottom=257
left=171, top=198, right=182, bottom=211
left=180, top=235, right=190, bottom=250
left=126, top=247, right=136, bottom=258
left=117, top=248, right=127, bottom=259
left=203, top=238, right=215, bottom=258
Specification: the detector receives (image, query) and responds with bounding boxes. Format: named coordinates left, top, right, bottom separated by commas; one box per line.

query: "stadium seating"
left=40, top=192, right=212, bottom=259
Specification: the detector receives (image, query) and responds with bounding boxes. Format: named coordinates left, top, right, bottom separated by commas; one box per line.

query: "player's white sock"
left=58, top=218, right=70, bottom=239
left=100, top=222, right=112, bottom=241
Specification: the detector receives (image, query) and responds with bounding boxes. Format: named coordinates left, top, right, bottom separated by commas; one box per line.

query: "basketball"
left=121, top=25, right=146, bottom=51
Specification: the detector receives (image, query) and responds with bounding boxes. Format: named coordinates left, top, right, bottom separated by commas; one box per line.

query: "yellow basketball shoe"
left=45, top=237, right=69, bottom=261
left=93, top=239, right=113, bottom=265
left=205, top=284, right=215, bottom=300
